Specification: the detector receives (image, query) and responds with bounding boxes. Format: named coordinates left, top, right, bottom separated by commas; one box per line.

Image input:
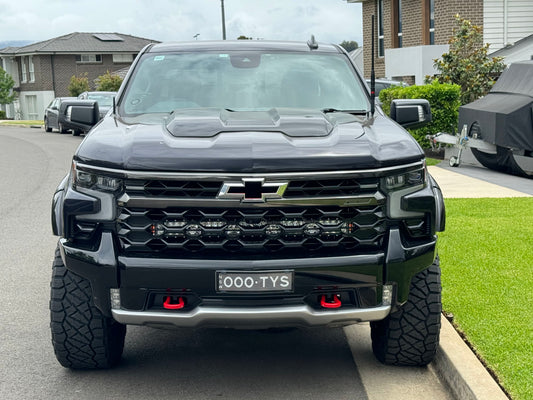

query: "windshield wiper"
left=321, top=108, right=368, bottom=115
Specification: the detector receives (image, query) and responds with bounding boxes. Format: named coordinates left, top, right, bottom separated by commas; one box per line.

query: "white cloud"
left=0, top=0, right=362, bottom=46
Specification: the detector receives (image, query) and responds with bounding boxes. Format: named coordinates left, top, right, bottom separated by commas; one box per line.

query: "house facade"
left=0, top=32, right=158, bottom=120
left=349, top=0, right=533, bottom=84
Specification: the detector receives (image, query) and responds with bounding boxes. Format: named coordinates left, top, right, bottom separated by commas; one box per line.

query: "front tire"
left=371, top=258, right=441, bottom=366
left=50, top=246, right=126, bottom=369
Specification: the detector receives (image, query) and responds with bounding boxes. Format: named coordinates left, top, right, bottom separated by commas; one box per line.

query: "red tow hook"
left=163, top=296, right=185, bottom=310
left=320, top=294, right=342, bottom=309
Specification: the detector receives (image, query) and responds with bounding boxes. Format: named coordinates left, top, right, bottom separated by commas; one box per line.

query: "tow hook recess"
left=320, top=294, right=342, bottom=309
left=163, top=296, right=185, bottom=310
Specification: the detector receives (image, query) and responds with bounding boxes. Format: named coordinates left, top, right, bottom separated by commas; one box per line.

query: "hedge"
left=379, top=80, right=461, bottom=148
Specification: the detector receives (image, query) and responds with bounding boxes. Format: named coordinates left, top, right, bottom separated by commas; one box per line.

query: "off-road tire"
left=50, top=246, right=126, bottom=369
left=72, top=130, right=81, bottom=136
left=370, top=258, right=441, bottom=366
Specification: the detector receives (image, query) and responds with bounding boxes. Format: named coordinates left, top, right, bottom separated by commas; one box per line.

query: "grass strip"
left=0, top=120, right=43, bottom=125
left=438, top=197, right=533, bottom=400
left=425, top=157, right=442, bottom=166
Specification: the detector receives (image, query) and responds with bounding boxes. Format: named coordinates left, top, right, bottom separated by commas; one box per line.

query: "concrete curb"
left=430, top=315, right=509, bottom=400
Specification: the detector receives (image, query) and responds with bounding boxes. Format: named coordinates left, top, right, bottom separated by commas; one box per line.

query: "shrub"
left=428, top=16, right=505, bottom=105
left=0, top=67, right=16, bottom=105
left=68, top=73, right=90, bottom=97
left=96, top=71, right=123, bottom=92
left=0, top=110, right=6, bottom=119
left=379, top=80, right=461, bottom=148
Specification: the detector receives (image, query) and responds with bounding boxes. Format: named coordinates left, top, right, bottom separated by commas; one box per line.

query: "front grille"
left=124, top=177, right=379, bottom=199
left=125, top=179, right=222, bottom=198
left=284, top=178, right=378, bottom=197
left=117, top=205, right=387, bottom=258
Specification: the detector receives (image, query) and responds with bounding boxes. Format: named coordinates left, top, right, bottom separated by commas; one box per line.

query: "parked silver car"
left=78, top=91, right=117, bottom=119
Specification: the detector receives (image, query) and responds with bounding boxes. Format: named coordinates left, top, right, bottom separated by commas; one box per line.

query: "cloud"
left=0, top=0, right=362, bottom=45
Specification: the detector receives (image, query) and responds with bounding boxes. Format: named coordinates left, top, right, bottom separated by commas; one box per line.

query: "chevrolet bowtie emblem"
left=218, top=179, right=288, bottom=202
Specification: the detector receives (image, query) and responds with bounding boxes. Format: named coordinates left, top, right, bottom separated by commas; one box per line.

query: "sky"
left=0, top=0, right=363, bottom=46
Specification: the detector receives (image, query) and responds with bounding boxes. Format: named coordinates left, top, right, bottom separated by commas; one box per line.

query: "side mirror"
left=70, top=102, right=99, bottom=125
left=59, top=100, right=99, bottom=133
left=390, top=99, right=431, bottom=129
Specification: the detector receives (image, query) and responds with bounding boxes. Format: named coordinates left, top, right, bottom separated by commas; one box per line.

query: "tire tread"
left=371, top=258, right=441, bottom=366
left=50, top=247, right=125, bottom=369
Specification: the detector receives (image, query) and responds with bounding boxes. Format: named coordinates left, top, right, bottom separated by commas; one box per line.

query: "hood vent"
left=165, top=108, right=334, bottom=138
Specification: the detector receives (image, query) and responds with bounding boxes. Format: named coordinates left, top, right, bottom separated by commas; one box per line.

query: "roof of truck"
left=147, top=40, right=343, bottom=54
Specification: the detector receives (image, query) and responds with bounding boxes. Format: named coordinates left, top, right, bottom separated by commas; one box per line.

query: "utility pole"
left=220, top=0, right=227, bottom=40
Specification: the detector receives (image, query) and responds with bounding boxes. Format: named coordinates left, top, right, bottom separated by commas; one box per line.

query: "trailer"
left=427, top=124, right=497, bottom=168
left=428, top=61, right=533, bottom=178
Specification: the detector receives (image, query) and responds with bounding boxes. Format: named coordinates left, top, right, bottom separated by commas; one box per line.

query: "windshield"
left=120, top=51, right=369, bottom=117
left=87, top=93, right=115, bottom=107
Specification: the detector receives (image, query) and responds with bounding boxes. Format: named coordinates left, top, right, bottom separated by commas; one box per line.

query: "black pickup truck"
left=50, top=39, right=445, bottom=369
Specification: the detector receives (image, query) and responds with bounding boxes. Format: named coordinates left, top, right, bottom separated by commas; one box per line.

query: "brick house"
left=348, top=0, right=533, bottom=84
left=0, top=32, right=158, bottom=120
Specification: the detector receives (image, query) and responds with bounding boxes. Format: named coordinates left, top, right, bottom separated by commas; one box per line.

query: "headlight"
left=382, top=164, right=427, bottom=219
left=72, top=163, right=123, bottom=193
left=382, top=167, right=426, bottom=192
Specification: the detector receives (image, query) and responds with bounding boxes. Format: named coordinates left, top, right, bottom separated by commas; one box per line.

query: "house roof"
left=0, top=32, right=159, bottom=55
left=0, top=46, right=20, bottom=54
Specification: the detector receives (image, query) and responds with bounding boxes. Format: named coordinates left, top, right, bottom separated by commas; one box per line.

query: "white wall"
left=385, top=45, right=449, bottom=85
left=18, top=90, right=55, bottom=120
left=484, top=0, right=533, bottom=51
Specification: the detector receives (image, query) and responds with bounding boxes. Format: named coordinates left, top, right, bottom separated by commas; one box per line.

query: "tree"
left=339, top=40, right=359, bottom=52
left=428, top=15, right=505, bottom=105
left=0, top=67, right=15, bottom=105
left=68, top=73, right=90, bottom=97
left=96, top=71, right=123, bottom=91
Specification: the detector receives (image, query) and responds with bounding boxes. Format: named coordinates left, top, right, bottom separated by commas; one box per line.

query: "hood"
left=75, top=109, right=423, bottom=172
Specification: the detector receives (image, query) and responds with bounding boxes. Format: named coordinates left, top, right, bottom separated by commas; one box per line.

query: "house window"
left=392, top=0, right=403, bottom=48
left=21, top=57, right=27, bottom=83
left=26, top=95, right=38, bottom=119
left=75, top=54, right=102, bottom=63
left=113, top=54, right=133, bottom=63
left=377, top=0, right=384, bottom=57
left=29, top=56, right=35, bottom=82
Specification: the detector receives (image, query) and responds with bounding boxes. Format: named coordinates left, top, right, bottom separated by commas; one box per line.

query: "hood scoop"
left=165, top=108, right=334, bottom=138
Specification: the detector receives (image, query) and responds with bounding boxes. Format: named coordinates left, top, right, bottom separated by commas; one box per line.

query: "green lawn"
left=425, top=157, right=442, bottom=166
left=438, top=198, right=533, bottom=400
left=0, top=120, right=43, bottom=126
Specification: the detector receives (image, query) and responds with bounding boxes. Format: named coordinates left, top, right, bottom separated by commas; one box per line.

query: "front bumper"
left=59, top=226, right=437, bottom=328
left=111, top=303, right=392, bottom=329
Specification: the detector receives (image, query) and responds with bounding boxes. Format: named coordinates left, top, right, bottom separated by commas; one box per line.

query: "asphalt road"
left=0, top=125, right=452, bottom=400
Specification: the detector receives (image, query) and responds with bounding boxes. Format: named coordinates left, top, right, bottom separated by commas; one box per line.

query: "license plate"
left=217, top=270, right=294, bottom=293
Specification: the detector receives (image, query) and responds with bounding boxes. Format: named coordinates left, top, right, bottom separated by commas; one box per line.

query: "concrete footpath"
left=421, top=162, right=530, bottom=400
left=428, top=164, right=532, bottom=198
